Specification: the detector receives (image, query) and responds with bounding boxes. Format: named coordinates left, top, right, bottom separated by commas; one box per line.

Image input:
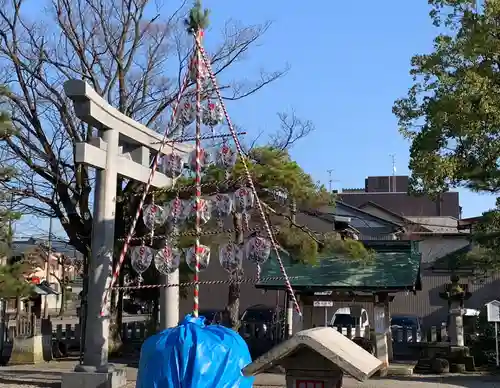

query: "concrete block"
left=61, top=368, right=127, bottom=388
left=9, top=335, right=46, bottom=365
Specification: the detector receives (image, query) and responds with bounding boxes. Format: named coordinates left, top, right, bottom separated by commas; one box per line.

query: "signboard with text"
left=487, top=300, right=500, bottom=322
left=313, top=301, right=333, bottom=308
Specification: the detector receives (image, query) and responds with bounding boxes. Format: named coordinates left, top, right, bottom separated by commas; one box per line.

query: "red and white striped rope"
left=194, top=39, right=302, bottom=317
left=99, top=63, right=192, bottom=317
left=111, top=275, right=303, bottom=291
left=193, top=31, right=203, bottom=318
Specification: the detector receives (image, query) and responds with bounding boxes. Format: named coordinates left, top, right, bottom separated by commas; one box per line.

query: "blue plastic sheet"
left=136, top=314, right=254, bottom=388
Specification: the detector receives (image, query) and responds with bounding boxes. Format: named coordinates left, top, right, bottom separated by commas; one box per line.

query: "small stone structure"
left=8, top=317, right=52, bottom=365
left=243, top=327, right=382, bottom=388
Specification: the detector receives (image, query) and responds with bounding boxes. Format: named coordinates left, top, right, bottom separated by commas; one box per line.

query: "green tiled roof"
left=257, top=241, right=421, bottom=291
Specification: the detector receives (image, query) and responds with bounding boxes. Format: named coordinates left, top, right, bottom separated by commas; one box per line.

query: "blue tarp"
left=136, top=314, right=254, bottom=388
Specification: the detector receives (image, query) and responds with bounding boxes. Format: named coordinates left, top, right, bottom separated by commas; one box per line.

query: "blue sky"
left=15, top=0, right=497, bottom=239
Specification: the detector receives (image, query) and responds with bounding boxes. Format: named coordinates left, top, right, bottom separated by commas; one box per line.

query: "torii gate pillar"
left=61, top=80, right=191, bottom=385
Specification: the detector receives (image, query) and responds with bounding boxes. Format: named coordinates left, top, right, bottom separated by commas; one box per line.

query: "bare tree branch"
left=0, top=0, right=286, bottom=253
left=270, top=109, right=315, bottom=151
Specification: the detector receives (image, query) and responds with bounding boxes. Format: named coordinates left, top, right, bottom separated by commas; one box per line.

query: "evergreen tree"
left=0, top=103, right=32, bottom=299
left=153, top=146, right=374, bottom=329
left=393, top=0, right=500, bottom=273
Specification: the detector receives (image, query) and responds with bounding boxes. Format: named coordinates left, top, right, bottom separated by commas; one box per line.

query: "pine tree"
left=0, top=102, right=32, bottom=299
left=153, top=146, right=374, bottom=329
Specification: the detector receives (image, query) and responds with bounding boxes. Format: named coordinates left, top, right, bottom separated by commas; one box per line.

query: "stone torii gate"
left=61, top=80, right=192, bottom=386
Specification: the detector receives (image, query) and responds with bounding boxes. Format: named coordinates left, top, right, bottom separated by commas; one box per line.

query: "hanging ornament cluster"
left=216, top=143, right=237, bottom=170
left=130, top=245, right=154, bottom=282
left=129, top=244, right=209, bottom=277
left=189, top=54, right=209, bottom=83
left=163, top=153, right=184, bottom=179
left=128, top=236, right=272, bottom=279
left=142, top=204, right=167, bottom=229
left=103, top=10, right=303, bottom=320
left=186, top=245, right=211, bottom=272
left=154, top=244, right=182, bottom=275
left=202, top=102, right=224, bottom=126
left=132, top=186, right=272, bottom=278
left=245, top=236, right=272, bottom=264
left=219, top=242, right=243, bottom=275
left=141, top=188, right=255, bottom=231
left=162, top=142, right=237, bottom=178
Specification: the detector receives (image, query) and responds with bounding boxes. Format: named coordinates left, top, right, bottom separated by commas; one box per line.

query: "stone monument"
left=60, top=80, right=192, bottom=388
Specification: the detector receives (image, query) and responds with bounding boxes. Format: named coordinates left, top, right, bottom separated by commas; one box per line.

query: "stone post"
left=384, top=300, right=393, bottom=362
left=373, top=303, right=389, bottom=376
left=76, top=128, right=119, bottom=371
left=159, top=272, right=179, bottom=329
left=448, top=300, right=465, bottom=347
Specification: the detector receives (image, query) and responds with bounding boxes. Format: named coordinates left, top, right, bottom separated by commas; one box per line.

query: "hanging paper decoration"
left=188, top=147, right=214, bottom=171
left=189, top=54, right=209, bottom=83
left=184, top=197, right=212, bottom=225
left=215, top=143, right=237, bottom=170
left=130, top=245, right=153, bottom=281
left=166, top=198, right=187, bottom=222
left=154, top=244, right=181, bottom=275
left=219, top=242, right=243, bottom=275
left=174, top=97, right=197, bottom=129
left=186, top=245, right=211, bottom=272
left=245, top=236, right=272, bottom=264
left=235, top=187, right=254, bottom=230
left=213, top=193, right=232, bottom=216
left=165, top=197, right=187, bottom=233
left=163, top=153, right=185, bottom=179
left=234, top=187, right=254, bottom=212
left=212, top=193, right=232, bottom=228
left=202, top=102, right=224, bottom=126
left=142, top=204, right=167, bottom=230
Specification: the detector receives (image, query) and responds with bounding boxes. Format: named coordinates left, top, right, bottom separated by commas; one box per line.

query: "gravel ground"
left=0, top=363, right=500, bottom=388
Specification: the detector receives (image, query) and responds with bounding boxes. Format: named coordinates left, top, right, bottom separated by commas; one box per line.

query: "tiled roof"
left=10, top=238, right=82, bottom=258
left=404, top=216, right=467, bottom=234
left=339, top=191, right=460, bottom=218
left=257, top=241, right=421, bottom=291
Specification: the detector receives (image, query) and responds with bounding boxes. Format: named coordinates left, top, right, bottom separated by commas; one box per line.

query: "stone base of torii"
left=60, top=80, right=192, bottom=388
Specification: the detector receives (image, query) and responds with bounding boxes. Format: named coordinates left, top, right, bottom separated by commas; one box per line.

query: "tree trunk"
left=58, top=265, right=66, bottom=316
left=225, top=212, right=244, bottom=331
left=290, top=199, right=297, bottom=224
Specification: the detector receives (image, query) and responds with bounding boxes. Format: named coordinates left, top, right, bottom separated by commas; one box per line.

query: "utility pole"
left=43, top=189, right=56, bottom=319
left=389, top=154, right=396, bottom=192
left=326, top=169, right=339, bottom=192
left=43, top=215, right=54, bottom=318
